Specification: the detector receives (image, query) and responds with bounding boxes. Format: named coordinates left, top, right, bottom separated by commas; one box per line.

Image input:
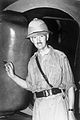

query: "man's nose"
left=37, top=36, right=41, bottom=41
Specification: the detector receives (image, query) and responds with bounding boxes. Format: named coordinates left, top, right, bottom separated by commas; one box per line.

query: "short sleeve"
left=62, top=55, right=76, bottom=92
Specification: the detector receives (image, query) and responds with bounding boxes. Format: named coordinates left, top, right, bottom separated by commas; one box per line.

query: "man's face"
left=30, top=33, right=49, bottom=50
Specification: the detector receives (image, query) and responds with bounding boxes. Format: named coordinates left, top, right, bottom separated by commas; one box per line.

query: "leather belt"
left=35, top=88, right=62, bottom=98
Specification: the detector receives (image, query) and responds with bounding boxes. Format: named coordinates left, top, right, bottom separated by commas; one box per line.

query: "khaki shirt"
left=26, top=46, right=75, bottom=93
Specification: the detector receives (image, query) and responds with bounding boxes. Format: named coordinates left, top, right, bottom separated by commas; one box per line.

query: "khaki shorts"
left=32, top=93, right=69, bottom=120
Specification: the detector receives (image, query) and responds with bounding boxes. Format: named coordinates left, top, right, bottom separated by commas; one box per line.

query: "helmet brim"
left=26, top=30, right=52, bottom=38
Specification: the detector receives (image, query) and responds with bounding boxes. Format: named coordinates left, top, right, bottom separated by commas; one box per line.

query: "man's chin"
left=37, top=45, right=43, bottom=49
left=37, top=46, right=43, bottom=51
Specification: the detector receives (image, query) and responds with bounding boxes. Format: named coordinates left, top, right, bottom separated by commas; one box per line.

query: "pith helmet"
left=27, top=18, right=49, bottom=38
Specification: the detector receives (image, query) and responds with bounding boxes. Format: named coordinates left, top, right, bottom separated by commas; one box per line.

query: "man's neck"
left=39, top=45, right=50, bottom=57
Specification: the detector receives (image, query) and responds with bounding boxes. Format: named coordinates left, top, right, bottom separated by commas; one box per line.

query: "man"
left=5, top=18, right=76, bottom=120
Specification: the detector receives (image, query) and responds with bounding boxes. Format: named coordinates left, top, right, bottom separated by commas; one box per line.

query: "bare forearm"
left=68, top=87, right=76, bottom=120
left=68, top=87, right=75, bottom=109
left=5, top=62, right=27, bottom=89
left=12, top=75, right=27, bottom=89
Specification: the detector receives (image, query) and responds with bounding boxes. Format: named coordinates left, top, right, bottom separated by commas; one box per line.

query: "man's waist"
left=34, top=88, right=63, bottom=98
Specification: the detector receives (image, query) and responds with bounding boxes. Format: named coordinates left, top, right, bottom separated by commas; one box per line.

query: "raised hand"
left=5, top=62, right=15, bottom=79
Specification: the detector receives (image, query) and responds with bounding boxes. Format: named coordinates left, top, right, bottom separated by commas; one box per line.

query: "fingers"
left=5, top=62, right=13, bottom=70
left=3, top=61, right=15, bottom=79
left=5, top=62, right=11, bottom=73
left=10, top=62, right=14, bottom=69
left=4, top=62, right=14, bottom=77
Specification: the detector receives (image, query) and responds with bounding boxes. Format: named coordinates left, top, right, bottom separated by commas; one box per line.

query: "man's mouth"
left=37, top=42, right=42, bottom=45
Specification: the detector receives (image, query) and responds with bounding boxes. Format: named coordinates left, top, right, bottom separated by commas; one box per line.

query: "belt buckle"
left=43, top=89, right=53, bottom=97
left=46, top=90, right=49, bottom=97
left=43, top=90, right=46, bottom=97
left=43, top=90, right=49, bottom=97
left=49, top=89, right=53, bottom=96
left=46, top=89, right=52, bottom=97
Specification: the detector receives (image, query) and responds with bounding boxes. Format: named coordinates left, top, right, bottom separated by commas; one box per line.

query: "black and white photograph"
left=0, top=0, right=80, bottom=120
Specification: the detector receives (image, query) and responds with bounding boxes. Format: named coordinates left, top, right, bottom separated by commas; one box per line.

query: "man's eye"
left=33, top=36, right=37, bottom=39
left=40, top=35, right=44, bottom=37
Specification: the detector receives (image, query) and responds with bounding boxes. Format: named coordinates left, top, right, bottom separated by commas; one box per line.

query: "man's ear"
left=46, top=33, right=49, bottom=41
